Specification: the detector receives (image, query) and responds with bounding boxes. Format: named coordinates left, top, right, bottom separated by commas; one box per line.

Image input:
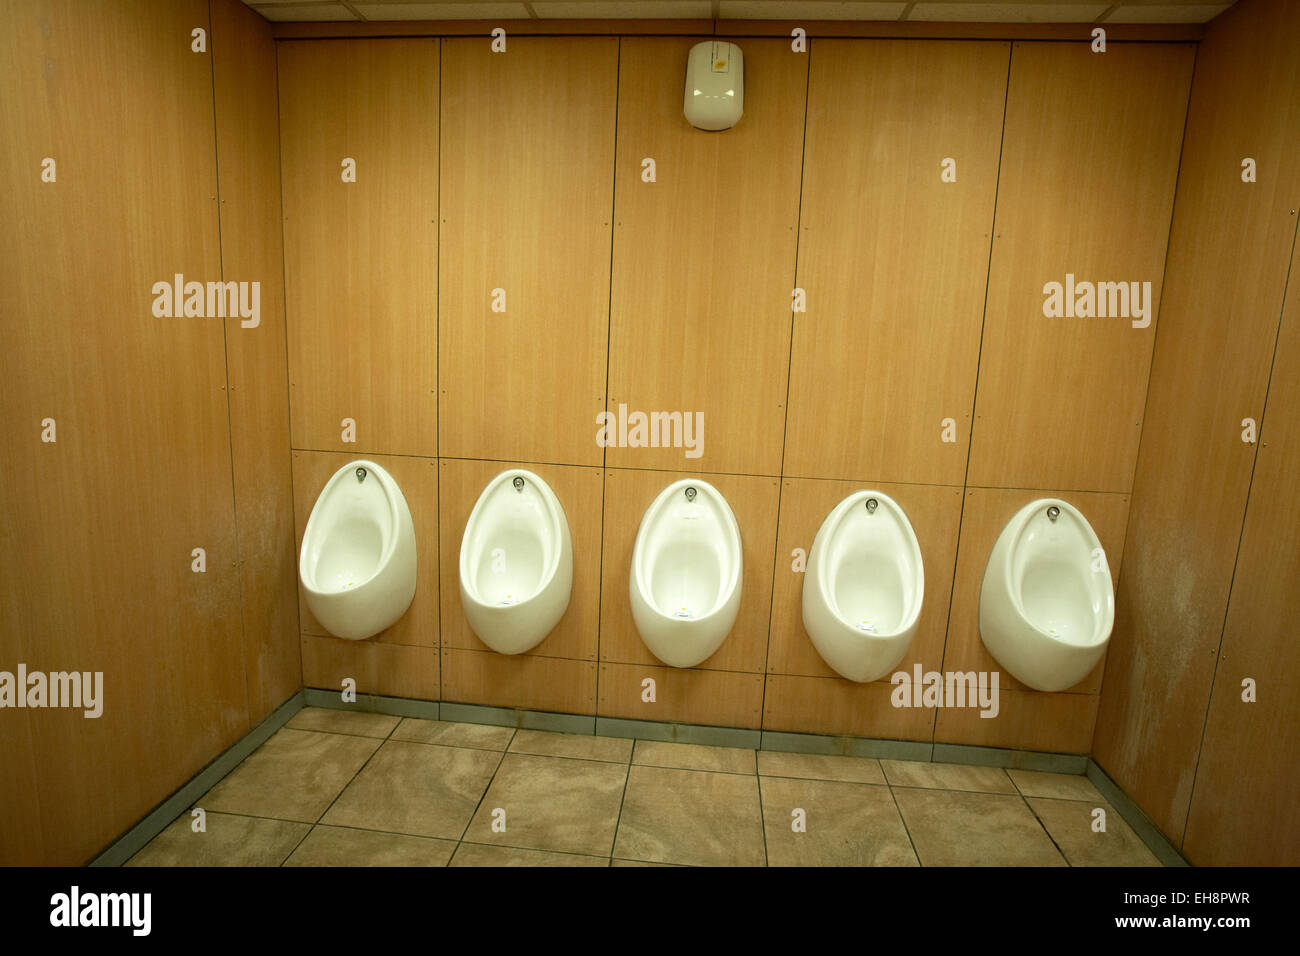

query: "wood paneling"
left=968, top=42, right=1193, bottom=492
left=934, top=687, right=1098, bottom=754
left=1182, top=244, right=1300, bottom=863
left=785, top=40, right=1007, bottom=486
left=598, top=468, right=780, bottom=672
left=438, top=37, right=616, bottom=466
left=1094, top=0, right=1300, bottom=852
left=0, top=0, right=242, bottom=864
left=768, top=478, right=964, bottom=679
left=438, top=458, right=603, bottom=659
left=598, top=662, right=764, bottom=729
left=442, top=647, right=597, bottom=714
left=278, top=38, right=438, bottom=457
left=292, top=451, right=439, bottom=646
left=212, top=0, right=300, bottom=723
left=945, top=487, right=1129, bottom=698
left=606, top=38, right=805, bottom=476
left=763, top=674, right=935, bottom=740
left=302, top=634, right=438, bottom=700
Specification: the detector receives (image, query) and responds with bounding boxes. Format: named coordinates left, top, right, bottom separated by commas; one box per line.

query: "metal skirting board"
left=90, top=688, right=1188, bottom=867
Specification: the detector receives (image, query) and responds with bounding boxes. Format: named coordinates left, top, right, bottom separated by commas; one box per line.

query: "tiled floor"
left=126, top=708, right=1161, bottom=867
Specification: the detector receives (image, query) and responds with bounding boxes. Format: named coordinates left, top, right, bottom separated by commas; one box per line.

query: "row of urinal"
left=297, top=460, right=1115, bottom=693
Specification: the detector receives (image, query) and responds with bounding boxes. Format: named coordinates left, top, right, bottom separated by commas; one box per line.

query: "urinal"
left=459, top=469, right=573, bottom=655
left=802, top=491, right=924, bottom=683
left=979, top=498, right=1114, bottom=692
left=299, top=459, right=417, bottom=641
left=629, top=479, right=742, bottom=668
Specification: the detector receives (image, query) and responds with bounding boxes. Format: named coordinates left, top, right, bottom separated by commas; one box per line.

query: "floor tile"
left=633, top=739, right=755, bottom=774
left=760, top=777, right=918, bottom=867
left=881, top=759, right=1016, bottom=794
left=758, top=750, right=886, bottom=785
left=287, top=707, right=400, bottom=739
left=508, top=729, right=632, bottom=763
left=200, top=728, right=380, bottom=823
left=892, top=787, right=1066, bottom=866
left=1008, top=769, right=1103, bottom=802
left=283, top=825, right=456, bottom=867
left=1027, top=797, right=1161, bottom=867
left=392, top=718, right=515, bottom=751
left=463, top=753, right=627, bottom=856
left=127, top=812, right=308, bottom=867
left=611, top=858, right=680, bottom=867
left=450, top=842, right=608, bottom=867
left=321, top=740, right=501, bottom=840
left=614, top=764, right=765, bottom=867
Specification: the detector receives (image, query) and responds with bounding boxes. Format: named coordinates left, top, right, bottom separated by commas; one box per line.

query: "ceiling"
left=243, top=0, right=1235, bottom=24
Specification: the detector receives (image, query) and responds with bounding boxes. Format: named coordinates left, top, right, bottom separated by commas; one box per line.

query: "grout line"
left=1017, top=791, right=1073, bottom=867
left=884, top=784, right=924, bottom=867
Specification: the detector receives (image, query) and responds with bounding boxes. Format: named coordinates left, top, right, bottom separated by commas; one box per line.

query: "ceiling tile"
left=251, top=2, right=359, bottom=20
left=719, top=1, right=909, bottom=19
left=352, top=2, right=530, bottom=17
left=533, top=1, right=713, bottom=17
left=907, top=2, right=1110, bottom=22
left=1103, top=3, right=1230, bottom=22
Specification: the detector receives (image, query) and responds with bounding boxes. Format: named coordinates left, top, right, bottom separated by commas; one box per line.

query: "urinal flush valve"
left=355, top=467, right=367, bottom=483
left=865, top=498, right=878, bottom=514
left=513, top=476, right=525, bottom=492
left=684, top=486, right=697, bottom=502
left=1046, top=505, right=1060, bottom=522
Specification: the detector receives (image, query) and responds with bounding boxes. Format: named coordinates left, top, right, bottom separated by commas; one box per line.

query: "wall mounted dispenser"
left=683, top=41, right=744, bottom=131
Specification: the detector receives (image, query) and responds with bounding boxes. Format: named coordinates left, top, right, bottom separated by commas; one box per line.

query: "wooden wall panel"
left=1094, top=0, right=1300, bottom=852
left=438, top=458, right=604, bottom=660
left=934, top=688, right=1098, bottom=754
left=443, top=648, right=598, bottom=715
left=1183, top=236, right=1300, bottom=864
left=302, top=635, right=438, bottom=700
left=438, top=37, right=616, bottom=467
left=278, top=39, right=438, bottom=457
left=598, top=663, right=764, bottom=729
left=967, top=42, right=1193, bottom=493
left=292, top=450, right=439, bottom=647
left=763, top=675, right=935, bottom=741
left=212, top=0, right=300, bottom=723
left=785, top=40, right=1008, bottom=486
left=606, top=38, right=805, bottom=477
left=598, top=468, right=780, bottom=673
left=768, top=478, right=963, bottom=679
left=0, top=0, right=244, bottom=864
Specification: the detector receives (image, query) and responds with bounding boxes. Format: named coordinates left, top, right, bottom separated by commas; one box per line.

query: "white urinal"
left=459, top=469, right=573, bottom=655
left=802, top=491, right=924, bottom=682
left=299, top=460, right=417, bottom=641
left=629, top=479, right=742, bottom=668
left=979, top=498, right=1114, bottom=692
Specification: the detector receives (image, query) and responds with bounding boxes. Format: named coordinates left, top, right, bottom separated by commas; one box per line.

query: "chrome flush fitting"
left=513, top=476, right=525, bottom=492
left=865, top=498, right=878, bottom=514
left=684, top=486, right=697, bottom=502
left=1047, top=505, right=1060, bottom=522
left=355, top=467, right=367, bottom=483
